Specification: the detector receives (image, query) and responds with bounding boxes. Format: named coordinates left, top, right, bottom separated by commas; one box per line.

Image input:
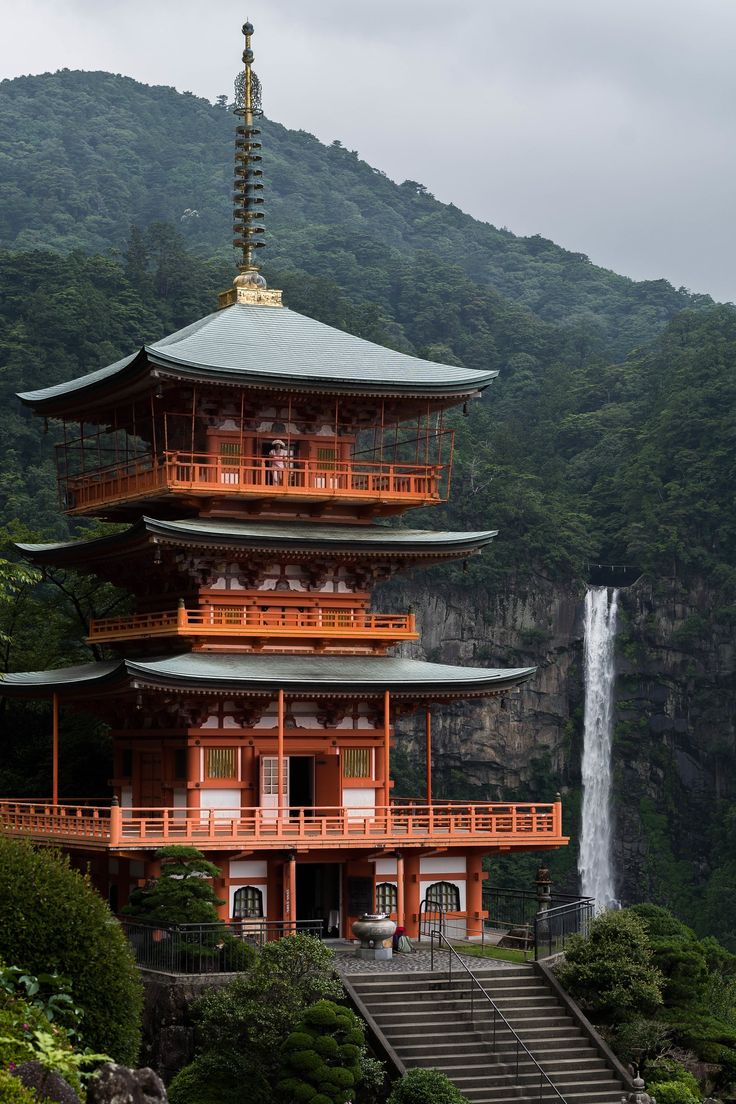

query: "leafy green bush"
left=644, top=1081, right=700, bottom=1104
left=276, top=999, right=365, bottom=1104
left=168, top=1052, right=269, bottom=1104
left=0, top=838, right=142, bottom=1063
left=387, top=1068, right=470, bottom=1104
left=555, top=910, right=664, bottom=1020
left=0, top=1070, right=37, bottom=1103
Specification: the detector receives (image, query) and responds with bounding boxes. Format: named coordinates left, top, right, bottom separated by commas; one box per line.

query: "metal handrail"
left=416, top=898, right=447, bottom=943
left=429, top=930, right=568, bottom=1103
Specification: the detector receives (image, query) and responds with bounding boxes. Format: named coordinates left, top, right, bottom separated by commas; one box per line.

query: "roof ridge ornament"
left=219, top=19, right=283, bottom=309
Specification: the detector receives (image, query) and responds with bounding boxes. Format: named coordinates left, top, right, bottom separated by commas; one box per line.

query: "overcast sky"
left=2, top=0, right=735, bottom=303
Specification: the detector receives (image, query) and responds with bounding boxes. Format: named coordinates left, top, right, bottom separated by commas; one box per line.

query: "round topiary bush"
left=0, top=838, right=143, bottom=1063
left=387, top=1068, right=470, bottom=1104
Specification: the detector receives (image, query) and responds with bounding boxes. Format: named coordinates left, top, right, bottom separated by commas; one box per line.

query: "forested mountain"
left=0, top=70, right=712, bottom=359
left=1, top=69, right=735, bottom=943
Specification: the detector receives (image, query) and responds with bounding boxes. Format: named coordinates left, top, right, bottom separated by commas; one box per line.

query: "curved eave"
left=16, top=520, right=498, bottom=568
left=17, top=349, right=150, bottom=417
left=126, top=655, right=537, bottom=699
left=0, top=657, right=535, bottom=702
left=0, top=661, right=123, bottom=699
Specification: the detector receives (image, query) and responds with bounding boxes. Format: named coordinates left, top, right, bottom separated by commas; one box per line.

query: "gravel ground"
left=333, top=946, right=527, bottom=974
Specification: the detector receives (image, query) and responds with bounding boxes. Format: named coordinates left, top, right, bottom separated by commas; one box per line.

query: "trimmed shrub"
left=0, top=838, right=142, bottom=1063
left=167, top=1051, right=271, bottom=1104
left=555, top=909, right=663, bottom=1019
left=645, top=1081, right=700, bottom=1104
left=276, top=999, right=364, bottom=1104
left=387, top=1068, right=470, bottom=1104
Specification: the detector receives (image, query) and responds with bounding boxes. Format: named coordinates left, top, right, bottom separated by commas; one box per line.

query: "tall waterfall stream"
left=578, top=586, right=619, bottom=909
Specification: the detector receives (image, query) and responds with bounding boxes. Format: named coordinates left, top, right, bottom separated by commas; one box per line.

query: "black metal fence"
left=118, top=918, right=324, bottom=974
left=533, top=899, right=595, bottom=960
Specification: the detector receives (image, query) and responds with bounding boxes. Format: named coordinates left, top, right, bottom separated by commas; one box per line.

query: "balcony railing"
left=87, top=607, right=418, bottom=645
left=61, top=451, right=448, bottom=514
left=0, top=800, right=565, bottom=852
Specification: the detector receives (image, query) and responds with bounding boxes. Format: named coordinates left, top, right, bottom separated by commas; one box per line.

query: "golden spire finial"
left=220, top=20, right=282, bottom=308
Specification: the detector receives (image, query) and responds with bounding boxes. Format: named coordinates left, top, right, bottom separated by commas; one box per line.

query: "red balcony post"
left=109, top=798, right=121, bottom=846
left=277, top=689, right=285, bottom=826
left=51, top=692, right=59, bottom=806
left=553, top=793, right=563, bottom=837
left=383, top=689, right=391, bottom=807
left=396, top=852, right=405, bottom=928
left=425, top=706, right=432, bottom=806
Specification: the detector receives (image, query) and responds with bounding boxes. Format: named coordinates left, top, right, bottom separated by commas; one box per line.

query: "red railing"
left=0, top=800, right=565, bottom=851
left=61, top=451, right=448, bottom=514
left=87, top=607, right=418, bottom=644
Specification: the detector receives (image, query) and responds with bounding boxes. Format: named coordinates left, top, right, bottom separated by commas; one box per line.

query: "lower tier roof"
left=0, top=654, right=535, bottom=702
left=17, top=518, right=497, bottom=568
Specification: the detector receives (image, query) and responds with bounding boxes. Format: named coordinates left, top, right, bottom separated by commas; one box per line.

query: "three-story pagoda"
left=0, top=24, right=566, bottom=937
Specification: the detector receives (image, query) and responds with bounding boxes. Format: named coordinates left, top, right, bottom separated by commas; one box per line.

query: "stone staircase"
left=345, top=965, right=627, bottom=1104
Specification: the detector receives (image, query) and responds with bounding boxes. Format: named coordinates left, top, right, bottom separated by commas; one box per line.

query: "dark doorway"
left=296, top=863, right=341, bottom=935
left=289, top=756, right=314, bottom=811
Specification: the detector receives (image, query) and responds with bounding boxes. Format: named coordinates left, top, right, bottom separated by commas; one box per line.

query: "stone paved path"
left=333, top=945, right=526, bottom=974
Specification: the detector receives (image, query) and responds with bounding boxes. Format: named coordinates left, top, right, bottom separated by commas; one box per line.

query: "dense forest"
left=1, top=70, right=735, bottom=944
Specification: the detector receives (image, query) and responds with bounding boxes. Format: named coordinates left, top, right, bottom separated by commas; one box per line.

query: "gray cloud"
left=1, top=0, right=735, bottom=301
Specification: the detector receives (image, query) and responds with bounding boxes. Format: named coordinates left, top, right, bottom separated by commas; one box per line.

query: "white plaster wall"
left=375, top=858, right=398, bottom=876
left=229, top=860, right=268, bottom=878
left=420, top=856, right=467, bottom=874
left=343, top=787, right=375, bottom=818
left=199, top=789, right=241, bottom=816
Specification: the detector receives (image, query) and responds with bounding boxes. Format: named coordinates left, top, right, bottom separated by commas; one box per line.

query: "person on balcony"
left=267, top=439, right=288, bottom=485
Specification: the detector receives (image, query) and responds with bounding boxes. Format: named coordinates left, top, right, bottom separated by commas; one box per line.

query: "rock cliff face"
left=382, top=572, right=736, bottom=915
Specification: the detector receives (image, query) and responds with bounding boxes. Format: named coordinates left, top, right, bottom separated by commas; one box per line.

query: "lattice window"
left=220, top=442, right=241, bottom=458
left=316, top=447, right=338, bottom=471
left=206, top=747, right=237, bottom=779
left=261, top=757, right=287, bottom=796
left=426, top=881, right=461, bottom=912
left=343, top=747, right=371, bottom=779
left=233, top=885, right=264, bottom=919
left=375, top=882, right=397, bottom=914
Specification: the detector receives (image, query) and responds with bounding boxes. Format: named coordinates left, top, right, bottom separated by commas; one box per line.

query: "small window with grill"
left=426, top=881, right=461, bottom=912
left=343, top=747, right=371, bottom=779
left=376, top=882, right=397, bottom=914
left=316, top=447, right=338, bottom=471
left=206, top=747, right=237, bottom=779
left=233, top=885, right=264, bottom=919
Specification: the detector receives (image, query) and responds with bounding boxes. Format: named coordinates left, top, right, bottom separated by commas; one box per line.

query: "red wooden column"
left=425, top=705, right=432, bottom=805
left=51, top=692, right=59, bottom=805
left=396, top=852, right=405, bottom=929
left=383, top=689, right=391, bottom=809
left=403, top=853, right=421, bottom=939
left=466, top=853, right=484, bottom=939
left=285, top=853, right=297, bottom=927
left=277, top=689, right=285, bottom=822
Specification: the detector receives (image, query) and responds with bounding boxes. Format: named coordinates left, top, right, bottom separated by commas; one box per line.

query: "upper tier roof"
left=17, top=518, right=497, bottom=567
left=0, top=654, right=535, bottom=701
left=18, top=303, right=497, bottom=415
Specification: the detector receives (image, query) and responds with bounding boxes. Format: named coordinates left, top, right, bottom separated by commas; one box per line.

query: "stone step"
left=358, top=993, right=560, bottom=1012
left=410, top=1053, right=611, bottom=1076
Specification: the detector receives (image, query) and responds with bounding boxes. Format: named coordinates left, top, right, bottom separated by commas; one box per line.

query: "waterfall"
left=578, top=586, right=618, bottom=910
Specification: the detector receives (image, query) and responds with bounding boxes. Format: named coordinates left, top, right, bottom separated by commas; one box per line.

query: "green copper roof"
left=18, top=304, right=496, bottom=413
left=17, top=518, right=497, bottom=565
left=0, top=655, right=534, bottom=700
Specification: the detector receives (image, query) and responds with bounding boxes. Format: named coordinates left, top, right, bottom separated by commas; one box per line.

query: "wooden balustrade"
left=61, top=451, right=448, bottom=514
left=87, top=607, right=418, bottom=644
left=0, top=800, right=565, bottom=852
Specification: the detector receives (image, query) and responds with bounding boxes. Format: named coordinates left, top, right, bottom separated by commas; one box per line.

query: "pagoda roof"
left=18, top=303, right=496, bottom=416
left=17, top=518, right=497, bottom=568
left=0, top=654, right=534, bottom=702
